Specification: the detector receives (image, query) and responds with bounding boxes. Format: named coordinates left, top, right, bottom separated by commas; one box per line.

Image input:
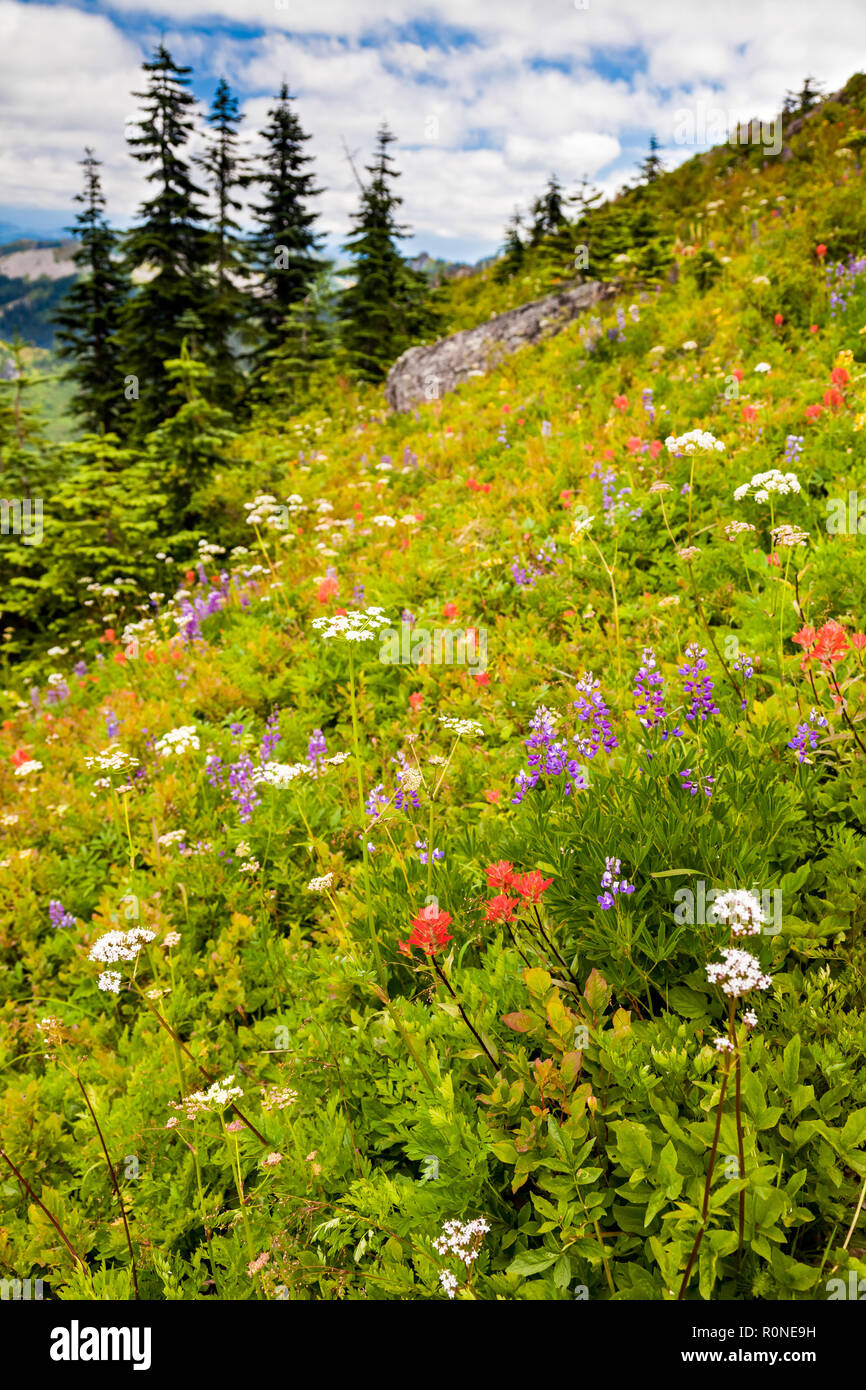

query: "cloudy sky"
left=1, top=0, right=865, bottom=262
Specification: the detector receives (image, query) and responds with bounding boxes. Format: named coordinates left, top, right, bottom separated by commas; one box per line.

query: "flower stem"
left=431, top=958, right=497, bottom=1067
left=348, top=647, right=386, bottom=987
left=74, top=1071, right=139, bottom=1299
left=678, top=1055, right=732, bottom=1299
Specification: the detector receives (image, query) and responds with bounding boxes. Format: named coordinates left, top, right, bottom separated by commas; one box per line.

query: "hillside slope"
left=2, top=79, right=866, bottom=1304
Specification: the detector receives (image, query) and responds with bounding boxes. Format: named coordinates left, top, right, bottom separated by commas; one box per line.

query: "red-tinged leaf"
left=584, top=967, right=611, bottom=1013
left=501, top=1010, right=537, bottom=1032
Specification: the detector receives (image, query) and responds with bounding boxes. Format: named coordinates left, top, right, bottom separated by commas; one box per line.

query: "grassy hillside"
left=2, top=79, right=866, bottom=1304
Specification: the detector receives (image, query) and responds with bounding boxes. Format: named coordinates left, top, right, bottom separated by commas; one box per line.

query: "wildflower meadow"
left=2, top=12, right=866, bottom=1357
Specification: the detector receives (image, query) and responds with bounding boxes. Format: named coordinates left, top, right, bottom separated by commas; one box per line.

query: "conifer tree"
left=338, top=124, right=437, bottom=383
left=494, top=210, right=525, bottom=283
left=529, top=174, right=567, bottom=246
left=194, top=77, right=251, bottom=402
left=638, top=134, right=664, bottom=185
left=117, top=45, right=213, bottom=437
left=255, top=268, right=338, bottom=411
left=54, top=150, right=130, bottom=435
left=249, top=84, right=326, bottom=362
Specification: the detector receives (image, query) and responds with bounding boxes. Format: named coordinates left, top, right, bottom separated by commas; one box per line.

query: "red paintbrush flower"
left=792, top=625, right=816, bottom=649
left=398, top=903, right=453, bottom=958
left=486, top=860, right=515, bottom=889
left=512, top=870, right=554, bottom=902
left=484, top=894, right=519, bottom=923
left=812, top=620, right=849, bottom=667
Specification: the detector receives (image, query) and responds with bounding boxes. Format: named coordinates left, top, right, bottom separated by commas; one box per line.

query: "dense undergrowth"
left=2, top=78, right=866, bottom=1302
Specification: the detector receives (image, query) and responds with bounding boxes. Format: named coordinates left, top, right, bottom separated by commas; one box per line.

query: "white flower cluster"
left=98, top=971, right=122, bottom=994
left=155, top=726, right=199, bottom=758
left=244, top=494, right=287, bottom=529
left=706, top=948, right=772, bottom=997
left=433, top=1217, right=490, bottom=1297
left=438, top=715, right=484, bottom=738
left=170, top=1075, right=243, bottom=1121
left=158, top=829, right=187, bottom=848
left=89, top=926, right=156, bottom=966
left=771, top=524, right=809, bottom=549
left=713, top=1036, right=734, bottom=1053
left=14, top=760, right=42, bottom=778
left=711, top=890, right=765, bottom=937
left=665, top=430, right=725, bottom=454
left=254, top=761, right=318, bottom=788
left=84, top=743, right=140, bottom=773
left=571, top=512, right=594, bottom=537
left=734, top=470, right=801, bottom=503
left=399, top=766, right=423, bottom=792
left=307, top=872, right=334, bottom=893
left=724, top=520, right=756, bottom=539
left=311, top=606, right=391, bottom=642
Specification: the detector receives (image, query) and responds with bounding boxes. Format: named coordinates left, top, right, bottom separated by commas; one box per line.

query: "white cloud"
left=2, top=0, right=866, bottom=257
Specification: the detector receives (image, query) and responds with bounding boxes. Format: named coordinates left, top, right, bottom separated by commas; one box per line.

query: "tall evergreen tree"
left=54, top=150, right=130, bottom=435
left=638, top=134, right=664, bottom=185
left=495, top=210, right=525, bottom=283
left=116, top=45, right=213, bottom=437
left=194, top=77, right=251, bottom=401
left=338, top=124, right=437, bottom=383
left=529, top=174, right=567, bottom=245
left=249, top=84, right=326, bottom=361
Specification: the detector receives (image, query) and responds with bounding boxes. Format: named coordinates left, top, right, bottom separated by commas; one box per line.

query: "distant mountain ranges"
left=0, top=238, right=498, bottom=352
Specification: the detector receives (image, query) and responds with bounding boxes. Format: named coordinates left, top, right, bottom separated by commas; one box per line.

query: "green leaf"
left=508, top=1250, right=559, bottom=1277
left=613, top=1120, right=653, bottom=1172
left=782, top=1035, right=801, bottom=1089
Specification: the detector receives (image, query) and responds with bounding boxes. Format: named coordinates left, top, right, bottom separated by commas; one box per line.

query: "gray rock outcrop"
left=385, top=279, right=617, bottom=413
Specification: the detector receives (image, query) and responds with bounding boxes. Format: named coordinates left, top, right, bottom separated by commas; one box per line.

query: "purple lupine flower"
left=597, top=856, right=635, bottom=910
left=641, top=387, right=655, bottom=424
left=365, top=784, right=389, bottom=821
left=49, top=899, right=76, bottom=929
left=228, top=755, right=261, bottom=823
left=73, top=661, right=87, bottom=677
left=104, top=709, right=120, bottom=739
left=307, top=728, right=327, bottom=767
left=679, top=644, right=719, bottom=723
left=784, top=435, right=804, bottom=465
left=513, top=705, right=590, bottom=804
left=733, top=652, right=754, bottom=711
left=680, top=767, right=716, bottom=799
left=573, top=672, right=618, bottom=760
left=415, top=839, right=444, bottom=865
left=633, top=647, right=682, bottom=739
left=259, top=708, right=281, bottom=763
left=401, top=609, right=416, bottom=626
left=787, top=708, right=828, bottom=763
left=230, top=722, right=244, bottom=741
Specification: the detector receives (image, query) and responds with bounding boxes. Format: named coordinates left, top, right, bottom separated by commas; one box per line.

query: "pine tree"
left=339, top=124, right=437, bottom=383
left=54, top=150, right=130, bottom=435
left=494, top=211, right=525, bottom=283
left=638, top=135, right=664, bottom=185
left=529, top=174, right=567, bottom=246
left=116, top=45, right=213, bottom=438
left=256, top=268, right=339, bottom=412
left=249, top=84, right=326, bottom=362
left=194, top=78, right=251, bottom=403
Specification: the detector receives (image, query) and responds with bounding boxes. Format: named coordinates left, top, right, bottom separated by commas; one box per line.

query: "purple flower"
left=415, top=839, right=444, bottom=865
left=365, top=784, right=388, bottom=820
left=513, top=705, right=589, bottom=804
left=104, top=709, right=120, bottom=739
left=228, top=755, right=261, bottom=823
left=307, top=728, right=327, bottom=767
left=573, top=672, right=618, bottom=759
left=49, top=899, right=75, bottom=930
left=787, top=708, right=828, bottom=763
left=633, top=647, right=683, bottom=740
left=679, top=644, right=719, bottom=723
left=259, top=708, right=281, bottom=763
left=680, top=767, right=716, bottom=799
left=206, top=753, right=225, bottom=787
left=597, top=856, right=635, bottom=909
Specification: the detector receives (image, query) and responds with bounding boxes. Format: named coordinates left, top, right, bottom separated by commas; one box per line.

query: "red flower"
left=398, top=903, right=453, bottom=958
left=185, top=569, right=196, bottom=584
left=809, top=324, right=819, bottom=334
left=102, top=628, right=116, bottom=644
left=409, top=692, right=424, bottom=711
left=484, top=789, right=501, bottom=803
left=443, top=602, right=458, bottom=619
left=824, top=388, right=845, bottom=409
left=812, top=620, right=849, bottom=667
left=486, top=860, right=515, bottom=889
left=316, top=574, right=339, bottom=603
left=741, top=405, right=758, bottom=422
left=512, top=870, right=554, bottom=902
left=816, top=243, right=827, bottom=258
left=830, top=367, right=849, bottom=386
left=792, top=625, right=816, bottom=649
left=335, top=607, right=347, bottom=616
left=560, top=489, right=573, bottom=508
left=613, top=395, right=628, bottom=412
left=650, top=440, right=663, bottom=459
left=626, top=435, right=642, bottom=454
left=473, top=672, right=490, bottom=687
left=484, top=894, right=519, bottom=923
left=774, top=313, right=784, bottom=326
left=11, top=746, right=30, bottom=767
left=851, top=633, right=866, bottom=651
left=805, top=404, right=823, bottom=422
left=732, top=369, right=744, bottom=381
